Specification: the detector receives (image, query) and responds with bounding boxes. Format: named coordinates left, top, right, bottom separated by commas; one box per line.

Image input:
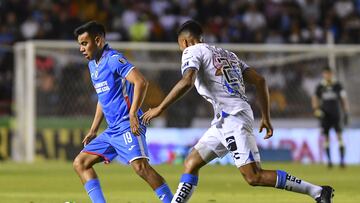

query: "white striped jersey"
left=181, top=43, right=252, bottom=124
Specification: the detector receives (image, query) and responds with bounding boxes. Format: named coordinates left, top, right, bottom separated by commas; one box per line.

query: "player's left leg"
left=111, top=125, right=173, bottom=203
left=224, top=112, right=334, bottom=203
left=130, top=158, right=173, bottom=203
left=336, top=131, right=345, bottom=168
left=239, top=162, right=334, bottom=202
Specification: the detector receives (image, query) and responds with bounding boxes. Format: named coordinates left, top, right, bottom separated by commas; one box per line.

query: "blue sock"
left=180, top=173, right=198, bottom=186
left=84, top=179, right=106, bottom=203
left=155, top=183, right=173, bottom=203
left=275, top=170, right=287, bottom=189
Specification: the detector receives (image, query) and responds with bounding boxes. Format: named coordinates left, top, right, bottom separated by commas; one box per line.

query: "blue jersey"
left=88, top=44, right=143, bottom=128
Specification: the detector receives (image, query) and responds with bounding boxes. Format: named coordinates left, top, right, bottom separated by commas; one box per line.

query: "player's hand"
left=129, top=113, right=141, bottom=136
left=259, top=117, right=273, bottom=139
left=141, top=106, right=162, bottom=125
left=82, top=131, right=97, bottom=146
left=314, top=109, right=323, bottom=118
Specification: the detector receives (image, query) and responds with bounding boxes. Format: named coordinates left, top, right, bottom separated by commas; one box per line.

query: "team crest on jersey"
left=118, top=57, right=127, bottom=64
left=91, top=70, right=99, bottom=79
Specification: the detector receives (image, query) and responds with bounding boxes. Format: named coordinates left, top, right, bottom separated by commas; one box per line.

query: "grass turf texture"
left=0, top=162, right=359, bottom=203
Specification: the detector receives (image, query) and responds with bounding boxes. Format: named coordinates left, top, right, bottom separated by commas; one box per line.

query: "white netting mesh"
left=29, top=42, right=360, bottom=126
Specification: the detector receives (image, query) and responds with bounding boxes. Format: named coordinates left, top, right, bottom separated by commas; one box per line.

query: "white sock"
left=276, top=170, right=322, bottom=199
left=171, top=182, right=196, bottom=203
left=171, top=174, right=198, bottom=203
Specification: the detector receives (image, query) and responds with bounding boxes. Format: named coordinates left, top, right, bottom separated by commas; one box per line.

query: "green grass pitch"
left=0, top=162, right=359, bottom=203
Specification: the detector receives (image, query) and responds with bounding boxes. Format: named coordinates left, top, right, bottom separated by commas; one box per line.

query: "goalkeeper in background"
left=312, top=67, right=350, bottom=168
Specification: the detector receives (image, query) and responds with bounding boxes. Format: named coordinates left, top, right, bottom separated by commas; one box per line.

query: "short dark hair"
left=323, top=67, right=332, bottom=72
left=74, top=21, right=106, bottom=38
left=177, top=20, right=203, bottom=39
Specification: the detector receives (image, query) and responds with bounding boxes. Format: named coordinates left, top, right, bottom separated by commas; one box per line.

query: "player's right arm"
left=243, top=68, right=273, bottom=139
left=142, top=46, right=199, bottom=123
left=141, top=68, right=197, bottom=123
left=83, top=101, right=104, bottom=145
left=312, top=85, right=323, bottom=118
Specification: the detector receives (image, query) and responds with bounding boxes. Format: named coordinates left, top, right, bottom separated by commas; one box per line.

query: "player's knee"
left=183, top=157, right=200, bottom=173
left=73, top=156, right=84, bottom=172
left=243, top=174, right=262, bottom=186
left=132, top=160, right=151, bottom=178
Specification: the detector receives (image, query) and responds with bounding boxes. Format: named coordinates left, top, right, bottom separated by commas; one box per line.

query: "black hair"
left=74, top=21, right=106, bottom=38
left=177, top=20, right=203, bottom=39
left=323, top=67, right=332, bottom=72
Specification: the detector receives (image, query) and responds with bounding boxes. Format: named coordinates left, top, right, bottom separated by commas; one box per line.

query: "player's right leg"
left=321, top=117, right=332, bottom=168
left=171, top=126, right=224, bottom=203
left=73, top=130, right=117, bottom=203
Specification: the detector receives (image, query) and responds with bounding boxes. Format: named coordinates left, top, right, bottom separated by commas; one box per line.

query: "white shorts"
left=194, top=110, right=260, bottom=168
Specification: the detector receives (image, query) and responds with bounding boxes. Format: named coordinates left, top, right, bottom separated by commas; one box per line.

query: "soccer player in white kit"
left=142, top=20, right=334, bottom=203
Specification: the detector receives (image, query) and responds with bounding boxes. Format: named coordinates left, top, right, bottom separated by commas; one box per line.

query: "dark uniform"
left=315, top=81, right=345, bottom=136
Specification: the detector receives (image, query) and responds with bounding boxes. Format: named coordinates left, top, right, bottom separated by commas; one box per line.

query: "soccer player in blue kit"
left=72, top=21, right=173, bottom=203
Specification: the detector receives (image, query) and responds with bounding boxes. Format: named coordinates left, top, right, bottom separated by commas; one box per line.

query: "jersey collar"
left=95, top=44, right=110, bottom=67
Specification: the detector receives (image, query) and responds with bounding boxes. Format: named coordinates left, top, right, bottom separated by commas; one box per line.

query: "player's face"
left=177, top=36, right=187, bottom=51
left=77, top=32, right=98, bottom=60
left=323, top=70, right=333, bottom=81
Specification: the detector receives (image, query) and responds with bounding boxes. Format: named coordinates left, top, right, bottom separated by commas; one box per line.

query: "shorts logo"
left=128, top=145, right=136, bottom=151
left=225, top=136, right=237, bottom=151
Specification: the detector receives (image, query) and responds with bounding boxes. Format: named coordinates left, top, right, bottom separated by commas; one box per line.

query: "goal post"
left=13, top=40, right=360, bottom=162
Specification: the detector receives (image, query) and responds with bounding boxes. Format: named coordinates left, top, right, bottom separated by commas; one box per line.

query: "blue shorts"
left=82, top=123, right=148, bottom=164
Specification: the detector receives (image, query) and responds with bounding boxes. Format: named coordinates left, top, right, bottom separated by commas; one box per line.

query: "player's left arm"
left=339, top=84, right=350, bottom=125
left=141, top=68, right=197, bottom=124
left=126, top=67, right=149, bottom=135
left=243, top=67, right=273, bottom=139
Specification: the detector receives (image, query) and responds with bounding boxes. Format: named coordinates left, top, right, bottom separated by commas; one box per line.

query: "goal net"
left=13, top=41, right=360, bottom=162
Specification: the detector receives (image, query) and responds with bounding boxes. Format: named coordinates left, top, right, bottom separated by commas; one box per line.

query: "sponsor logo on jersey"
left=94, top=81, right=110, bottom=94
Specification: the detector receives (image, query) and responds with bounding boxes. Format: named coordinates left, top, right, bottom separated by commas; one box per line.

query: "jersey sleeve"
left=238, top=59, right=250, bottom=72
left=181, top=46, right=201, bottom=75
left=231, top=52, right=249, bottom=73
left=108, top=54, right=135, bottom=78
left=336, top=83, right=347, bottom=98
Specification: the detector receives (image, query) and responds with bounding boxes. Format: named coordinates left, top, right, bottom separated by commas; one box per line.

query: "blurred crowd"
left=0, top=0, right=360, bottom=43
left=1, top=0, right=359, bottom=122
left=2, top=0, right=360, bottom=44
